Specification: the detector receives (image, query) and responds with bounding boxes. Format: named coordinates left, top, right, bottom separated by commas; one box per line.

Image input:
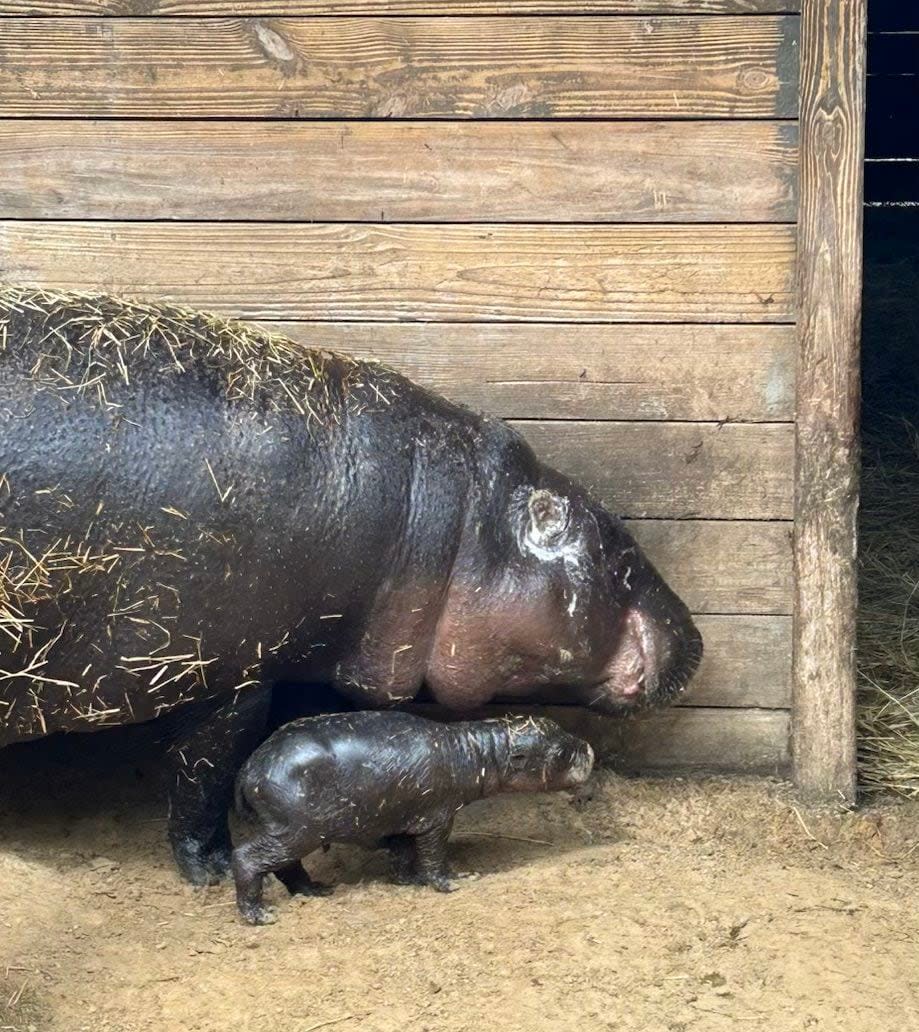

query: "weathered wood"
left=793, top=0, right=865, bottom=804
left=412, top=704, right=791, bottom=773
left=626, top=520, right=792, bottom=615
left=516, top=421, right=793, bottom=520
left=560, top=706, right=791, bottom=772
left=268, top=322, right=796, bottom=422
left=0, top=17, right=800, bottom=118
left=683, top=615, right=791, bottom=707
left=0, top=222, right=797, bottom=323
left=526, top=615, right=792, bottom=709
left=0, top=120, right=799, bottom=224
left=0, top=1, right=802, bottom=14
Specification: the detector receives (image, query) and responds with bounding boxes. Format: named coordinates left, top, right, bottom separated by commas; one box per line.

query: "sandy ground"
left=2, top=729, right=919, bottom=1032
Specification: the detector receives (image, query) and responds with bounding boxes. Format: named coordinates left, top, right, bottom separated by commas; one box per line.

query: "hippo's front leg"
left=166, top=685, right=272, bottom=885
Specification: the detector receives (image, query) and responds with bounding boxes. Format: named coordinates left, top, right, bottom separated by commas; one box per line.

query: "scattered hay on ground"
left=858, top=418, right=919, bottom=795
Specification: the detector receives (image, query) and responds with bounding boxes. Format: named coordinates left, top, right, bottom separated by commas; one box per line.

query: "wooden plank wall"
left=0, top=1, right=800, bottom=773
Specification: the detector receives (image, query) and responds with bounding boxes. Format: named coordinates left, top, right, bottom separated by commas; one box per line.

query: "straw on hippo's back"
left=0, top=287, right=701, bottom=885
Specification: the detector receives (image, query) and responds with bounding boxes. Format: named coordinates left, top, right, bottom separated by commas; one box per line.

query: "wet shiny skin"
left=231, top=711, right=595, bottom=924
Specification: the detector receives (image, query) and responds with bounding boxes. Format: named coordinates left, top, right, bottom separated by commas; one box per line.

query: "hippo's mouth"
left=586, top=606, right=703, bottom=714
left=598, top=608, right=654, bottom=706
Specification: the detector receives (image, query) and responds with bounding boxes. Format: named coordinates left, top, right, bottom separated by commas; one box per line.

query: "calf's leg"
left=413, top=820, right=456, bottom=893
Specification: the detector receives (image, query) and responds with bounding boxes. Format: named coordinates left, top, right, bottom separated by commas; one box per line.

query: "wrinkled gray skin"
left=232, top=711, right=595, bottom=924
left=0, top=290, right=702, bottom=886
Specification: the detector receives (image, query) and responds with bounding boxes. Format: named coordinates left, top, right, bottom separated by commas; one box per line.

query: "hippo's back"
left=0, top=289, right=480, bottom=745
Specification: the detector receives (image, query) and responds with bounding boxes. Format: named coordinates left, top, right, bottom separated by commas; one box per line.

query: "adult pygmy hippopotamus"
left=232, top=711, right=594, bottom=924
left=0, top=287, right=702, bottom=886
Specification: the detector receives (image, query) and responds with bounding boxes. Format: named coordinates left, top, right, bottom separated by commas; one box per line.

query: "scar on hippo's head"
left=520, top=488, right=573, bottom=556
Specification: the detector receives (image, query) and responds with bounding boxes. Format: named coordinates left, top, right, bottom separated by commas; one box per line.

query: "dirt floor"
left=2, top=730, right=919, bottom=1032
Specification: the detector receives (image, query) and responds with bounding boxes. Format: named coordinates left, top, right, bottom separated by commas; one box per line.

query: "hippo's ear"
left=525, top=489, right=570, bottom=549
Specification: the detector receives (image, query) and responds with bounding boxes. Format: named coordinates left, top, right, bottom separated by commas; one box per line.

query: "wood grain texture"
left=525, top=615, right=792, bottom=708
left=0, top=222, right=797, bottom=323
left=685, top=615, right=791, bottom=707
left=793, top=0, right=865, bottom=804
left=516, top=421, right=793, bottom=520
left=0, top=120, right=799, bottom=224
left=626, top=520, right=792, bottom=615
left=562, top=705, right=791, bottom=772
left=413, top=704, right=791, bottom=772
left=0, top=16, right=800, bottom=118
left=0, top=2, right=802, bottom=14
left=268, top=322, right=796, bottom=422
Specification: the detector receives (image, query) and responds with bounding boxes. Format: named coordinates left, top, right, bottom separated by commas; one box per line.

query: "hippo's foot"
left=423, top=873, right=459, bottom=894
left=172, top=835, right=233, bottom=887
left=239, top=903, right=277, bottom=927
left=274, top=862, right=334, bottom=898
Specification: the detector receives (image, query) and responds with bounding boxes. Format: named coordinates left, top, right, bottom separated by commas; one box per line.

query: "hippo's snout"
left=590, top=605, right=703, bottom=714
left=565, top=741, right=595, bottom=788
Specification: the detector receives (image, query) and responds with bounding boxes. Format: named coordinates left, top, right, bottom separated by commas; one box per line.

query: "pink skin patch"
left=598, top=607, right=662, bottom=705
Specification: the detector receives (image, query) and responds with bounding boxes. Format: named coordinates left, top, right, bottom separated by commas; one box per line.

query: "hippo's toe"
left=172, top=837, right=232, bottom=886
left=240, top=903, right=277, bottom=927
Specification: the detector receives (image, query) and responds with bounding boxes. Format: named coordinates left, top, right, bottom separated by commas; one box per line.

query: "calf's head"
left=497, top=716, right=595, bottom=793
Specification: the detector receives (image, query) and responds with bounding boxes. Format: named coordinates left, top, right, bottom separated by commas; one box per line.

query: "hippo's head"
left=497, top=716, right=595, bottom=793
left=427, top=428, right=703, bottom=715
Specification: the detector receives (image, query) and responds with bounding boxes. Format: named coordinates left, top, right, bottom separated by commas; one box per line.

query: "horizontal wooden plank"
left=625, top=519, right=792, bottom=615
left=516, top=421, right=793, bottom=520
left=564, top=705, right=790, bottom=772
left=0, top=2, right=802, bottom=14
left=0, top=120, right=799, bottom=224
left=413, top=704, right=791, bottom=772
left=867, top=77, right=919, bottom=158
left=682, top=615, right=790, bottom=707
left=268, top=322, right=796, bottom=421
left=0, top=16, right=799, bottom=119
left=0, top=222, right=797, bottom=323
left=864, top=160, right=919, bottom=206
left=511, top=615, right=791, bottom=708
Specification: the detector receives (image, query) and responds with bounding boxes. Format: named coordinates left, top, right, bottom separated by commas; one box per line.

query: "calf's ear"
left=526, top=489, right=570, bottom=549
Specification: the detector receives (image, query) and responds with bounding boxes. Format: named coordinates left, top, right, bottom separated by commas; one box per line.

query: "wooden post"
left=793, top=0, right=866, bottom=803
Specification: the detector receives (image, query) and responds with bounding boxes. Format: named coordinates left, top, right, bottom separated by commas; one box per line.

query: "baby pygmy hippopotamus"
left=231, top=711, right=594, bottom=924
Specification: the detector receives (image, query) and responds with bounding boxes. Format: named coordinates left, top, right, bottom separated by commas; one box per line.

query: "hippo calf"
left=0, top=287, right=701, bottom=886
left=232, top=711, right=594, bottom=924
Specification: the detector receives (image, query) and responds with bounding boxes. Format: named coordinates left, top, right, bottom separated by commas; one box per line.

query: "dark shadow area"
left=856, top=2, right=919, bottom=795
left=858, top=207, right=919, bottom=795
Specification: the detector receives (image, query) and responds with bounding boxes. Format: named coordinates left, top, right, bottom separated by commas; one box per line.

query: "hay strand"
left=857, top=418, right=919, bottom=796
